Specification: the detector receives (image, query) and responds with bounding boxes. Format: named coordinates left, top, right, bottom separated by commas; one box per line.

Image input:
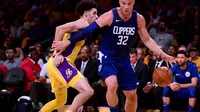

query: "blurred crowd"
left=0, top=0, right=200, bottom=112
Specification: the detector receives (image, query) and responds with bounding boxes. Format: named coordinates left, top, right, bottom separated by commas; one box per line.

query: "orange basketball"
left=153, top=66, right=173, bottom=87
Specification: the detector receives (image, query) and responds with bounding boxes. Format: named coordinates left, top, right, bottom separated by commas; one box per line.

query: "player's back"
left=100, top=8, right=138, bottom=59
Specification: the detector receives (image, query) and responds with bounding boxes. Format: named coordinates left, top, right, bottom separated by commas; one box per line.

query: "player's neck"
left=180, top=63, right=187, bottom=70
left=80, top=16, right=89, bottom=24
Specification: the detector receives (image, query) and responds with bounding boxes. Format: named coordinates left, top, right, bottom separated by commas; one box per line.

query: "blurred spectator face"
left=6, top=49, right=15, bottom=60
left=168, top=46, right=176, bottom=56
left=15, top=48, right=21, bottom=58
left=154, top=52, right=162, bottom=61
left=189, top=51, right=198, bottom=59
left=20, top=29, right=27, bottom=37
left=47, top=52, right=53, bottom=60
left=159, top=22, right=167, bottom=32
left=130, top=53, right=137, bottom=64
left=136, top=48, right=144, bottom=60
left=177, top=54, right=187, bottom=66
left=80, top=46, right=89, bottom=62
left=5, top=37, right=13, bottom=47
left=192, top=34, right=199, bottom=44
left=35, top=43, right=42, bottom=55
left=31, top=50, right=39, bottom=61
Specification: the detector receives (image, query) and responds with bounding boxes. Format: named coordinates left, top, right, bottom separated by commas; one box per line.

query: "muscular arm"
left=179, top=78, right=198, bottom=88
left=64, top=11, right=113, bottom=46
left=137, top=14, right=164, bottom=56
left=54, top=19, right=89, bottom=41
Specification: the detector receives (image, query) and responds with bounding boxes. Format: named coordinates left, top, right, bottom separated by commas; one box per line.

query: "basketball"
left=153, top=66, right=173, bottom=87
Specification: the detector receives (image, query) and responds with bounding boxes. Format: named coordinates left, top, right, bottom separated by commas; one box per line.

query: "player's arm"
left=51, top=11, right=113, bottom=53
left=67, top=10, right=113, bottom=44
left=179, top=65, right=198, bottom=88
left=137, top=14, right=175, bottom=65
left=137, top=14, right=164, bottom=56
left=54, top=19, right=89, bottom=41
left=179, top=78, right=198, bottom=88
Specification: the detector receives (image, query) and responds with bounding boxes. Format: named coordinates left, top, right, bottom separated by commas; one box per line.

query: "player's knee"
left=125, top=90, right=137, bottom=102
left=106, top=82, right=118, bottom=92
left=85, top=87, right=94, bottom=97
left=163, top=97, right=170, bottom=104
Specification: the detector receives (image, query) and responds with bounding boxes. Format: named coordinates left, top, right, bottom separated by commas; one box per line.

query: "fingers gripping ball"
left=153, top=66, right=173, bottom=87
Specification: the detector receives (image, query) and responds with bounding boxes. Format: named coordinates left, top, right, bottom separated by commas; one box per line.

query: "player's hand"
left=38, top=77, right=47, bottom=83
left=169, top=82, right=180, bottom=91
left=161, top=52, right=176, bottom=67
left=143, top=84, right=154, bottom=93
left=54, top=54, right=64, bottom=67
left=51, top=40, right=70, bottom=55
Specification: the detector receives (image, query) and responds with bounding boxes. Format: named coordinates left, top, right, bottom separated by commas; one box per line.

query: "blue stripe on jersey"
left=100, top=8, right=138, bottom=59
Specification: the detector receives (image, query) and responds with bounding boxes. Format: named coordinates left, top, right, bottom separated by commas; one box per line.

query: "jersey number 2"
left=117, top=36, right=129, bottom=45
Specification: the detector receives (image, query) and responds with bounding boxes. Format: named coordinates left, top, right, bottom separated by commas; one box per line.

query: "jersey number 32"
left=117, top=35, right=129, bottom=45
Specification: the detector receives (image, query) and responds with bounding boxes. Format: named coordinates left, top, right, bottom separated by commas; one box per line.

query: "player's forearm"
left=179, top=83, right=195, bottom=88
left=54, top=26, right=65, bottom=41
left=68, top=22, right=100, bottom=44
left=142, top=37, right=165, bottom=56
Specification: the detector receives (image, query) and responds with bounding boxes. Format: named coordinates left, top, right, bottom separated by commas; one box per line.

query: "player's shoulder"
left=187, top=61, right=197, bottom=68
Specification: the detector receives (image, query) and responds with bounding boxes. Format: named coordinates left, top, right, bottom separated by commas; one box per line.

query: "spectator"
left=152, top=21, right=174, bottom=53
left=167, top=44, right=177, bottom=58
left=15, top=47, right=24, bottom=61
left=163, top=50, right=198, bottom=112
left=35, top=43, right=46, bottom=68
left=188, top=47, right=200, bottom=73
left=2, top=47, right=21, bottom=70
left=136, top=47, right=145, bottom=61
left=0, top=49, right=7, bottom=64
left=20, top=48, right=41, bottom=93
left=178, top=45, right=187, bottom=52
left=36, top=50, right=53, bottom=84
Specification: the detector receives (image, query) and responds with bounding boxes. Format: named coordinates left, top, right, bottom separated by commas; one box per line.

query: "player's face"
left=86, top=8, right=98, bottom=24
left=119, top=0, right=134, bottom=15
left=177, top=54, right=187, bottom=66
left=130, top=53, right=137, bottom=64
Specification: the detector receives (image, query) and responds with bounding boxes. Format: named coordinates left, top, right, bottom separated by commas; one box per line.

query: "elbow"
left=56, top=26, right=61, bottom=32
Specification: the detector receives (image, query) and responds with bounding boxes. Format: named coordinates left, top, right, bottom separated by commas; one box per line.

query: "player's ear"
left=83, top=11, right=88, bottom=17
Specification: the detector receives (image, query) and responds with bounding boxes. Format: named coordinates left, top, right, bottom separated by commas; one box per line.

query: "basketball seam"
left=157, top=68, right=172, bottom=82
left=154, top=70, right=169, bottom=85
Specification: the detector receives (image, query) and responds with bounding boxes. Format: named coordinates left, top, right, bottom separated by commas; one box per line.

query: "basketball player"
left=163, top=50, right=198, bottom=112
left=40, top=0, right=98, bottom=112
left=52, top=0, right=175, bottom=111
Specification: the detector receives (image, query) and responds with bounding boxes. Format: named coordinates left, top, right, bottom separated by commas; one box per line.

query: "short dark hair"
left=130, top=48, right=137, bottom=55
left=75, top=0, right=97, bottom=16
left=177, top=50, right=188, bottom=57
left=7, top=47, right=17, bottom=53
left=168, top=44, right=177, bottom=51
